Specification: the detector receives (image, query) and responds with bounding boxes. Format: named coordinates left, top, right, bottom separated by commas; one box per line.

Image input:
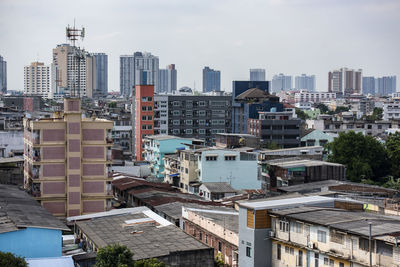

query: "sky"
left=0, top=0, right=399, bottom=93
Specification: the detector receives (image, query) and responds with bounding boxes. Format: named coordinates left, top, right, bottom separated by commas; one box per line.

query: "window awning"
left=224, top=154, right=237, bottom=157
left=169, top=173, right=180, bottom=177
left=205, top=154, right=218, bottom=157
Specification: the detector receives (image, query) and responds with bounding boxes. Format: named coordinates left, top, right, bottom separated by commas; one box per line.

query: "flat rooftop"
left=266, top=158, right=343, bottom=168
left=238, top=196, right=334, bottom=210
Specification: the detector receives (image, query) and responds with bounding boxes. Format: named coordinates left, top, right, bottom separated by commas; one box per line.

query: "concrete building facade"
left=203, top=66, right=221, bottom=92
left=92, top=53, right=108, bottom=97
left=250, top=69, right=266, bottom=81
left=158, top=64, right=177, bottom=93
left=271, top=74, right=292, bottom=92
left=24, top=62, right=51, bottom=98
left=23, top=98, right=114, bottom=217
left=295, top=74, right=315, bottom=91
left=0, top=55, right=6, bottom=94
left=328, top=68, right=362, bottom=95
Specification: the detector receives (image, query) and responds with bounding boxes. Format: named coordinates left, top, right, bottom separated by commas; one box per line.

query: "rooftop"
left=185, top=207, right=239, bottom=234
left=201, top=182, right=236, bottom=193
left=260, top=146, right=323, bottom=153
left=238, top=195, right=334, bottom=210
left=73, top=207, right=211, bottom=260
left=144, top=134, right=203, bottom=142
left=266, top=158, right=344, bottom=168
left=0, top=184, right=69, bottom=233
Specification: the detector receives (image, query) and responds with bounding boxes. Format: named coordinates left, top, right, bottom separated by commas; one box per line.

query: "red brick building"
left=135, top=85, right=154, bottom=161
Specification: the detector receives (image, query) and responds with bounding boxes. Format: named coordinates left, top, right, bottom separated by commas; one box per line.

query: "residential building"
left=300, top=129, right=335, bottom=147
left=269, top=205, right=400, bottom=267
left=0, top=157, right=24, bottom=185
left=295, top=74, right=315, bottom=91
left=68, top=207, right=215, bottom=266
left=23, top=98, right=114, bottom=217
left=199, top=182, right=236, bottom=201
left=158, top=64, right=177, bottom=93
left=24, top=62, right=51, bottom=98
left=0, top=184, right=69, bottom=258
left=383, top=100, right=400, bottom=120
left=231, top=81, right=281, bottom=134
left=258, top=146, right=324, bottom=161
left=134, top=85, right=155, bottom=161
left=143, top=135, right=201, bottom=179
left=328, top=68, right=362, bottom=95
left=215, top=133, right=260, bottom=149
left=250, top=68, right=266, bottom=81
left=376, top=76, right=396, bottom=96
left=260, top=158, right=346, bottom=189
left=182, top=206, right=239, bottom=266
left=271, top=74, right=292, bottom=92
left=248, top=110, right=302, bottom=148
left=52, top=44, right=96, bottom=98
left=120, top=52, right=159, bottom=96
left=294, top=90, right=336, bottom=103
left=0, top=55, right=6, bottom=94
left=154, top=94, right=232, bottom=146
left=92, top=53, right=108, bottom=97
left=203, top=66, right=221, bottom=92
left=112, top=125, right=132, bottom=154
left=0, top=130, right=24, bottom=157
left=362, top=76, right=375, bottom=95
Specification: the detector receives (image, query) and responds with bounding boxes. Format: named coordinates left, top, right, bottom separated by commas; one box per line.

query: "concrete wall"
left=157, top=248, right=215, bottom=267
left=0, top=227, right=62, bottom=258
left=0, top=131, right=23, bottom=157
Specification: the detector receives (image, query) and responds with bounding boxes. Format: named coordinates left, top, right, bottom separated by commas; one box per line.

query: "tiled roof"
left=201, top=182, right=236, bottom=193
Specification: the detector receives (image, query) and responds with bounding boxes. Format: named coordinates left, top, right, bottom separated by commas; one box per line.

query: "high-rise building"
left=376, top=76, right=396, bottom=96
left=51, top=44, right=96, bottom=98
left=271, top=74, right=292, bottom=92
left=24, top=62, right=51, bottom=98
left=158, top=64, right=177, bottom=93
left=250, top=69, right=266, bottom=81
left=362, top=76, right=375, bottom=95
left=92, top=53, right=108, bottom=97
left=328, top=68, right=362, bottom=95
left=135, top=85, right=154, bottom=161
left=23, top=98, right=113, bottom=217
left=120, top=52, right=159, bottom=96
left=0, top=55, right=6, bottom=94
left=202, top=67, right=220, bottom=92
left=295, top=74, right=316, bottom=91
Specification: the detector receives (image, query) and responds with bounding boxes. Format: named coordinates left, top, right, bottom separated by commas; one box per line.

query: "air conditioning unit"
left=307, top=242, right=313, bottom=249
left=269, top=231, right=275, bottom=238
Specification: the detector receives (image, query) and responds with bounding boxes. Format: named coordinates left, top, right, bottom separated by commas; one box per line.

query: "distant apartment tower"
left=328, top=68, right=362, bottom=95
left=158, top=64, right=177, bottom=93
left=0, top=56, right=6, bottom=94
left=202, top=67, right=221, bottom=92
left=250, top=69, right=266, bottom=81
left=362, top=76, right=375, bottom=95
left=24, top=62, right=51, bottom=98
left=135, top=85, right=155, bottom=161
left=23, top=98, right=113, bottom=217
left=295, top=74, right=315, bottom=91
left=120, top=52, right=159, bottom=96
left=92, top=53, right=108, bottom=97
left=376, top=76, right=396, bottom=96
left=271, top=74, right=292, bottom=92
left=52, top=44, right=96, bottom=98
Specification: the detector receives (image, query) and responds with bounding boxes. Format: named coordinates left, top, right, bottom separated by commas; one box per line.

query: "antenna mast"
left=66, top=22, right=85, bottom=98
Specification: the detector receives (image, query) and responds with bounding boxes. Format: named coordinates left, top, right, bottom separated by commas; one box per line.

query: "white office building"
left=24, top=62, right=51, bottom=99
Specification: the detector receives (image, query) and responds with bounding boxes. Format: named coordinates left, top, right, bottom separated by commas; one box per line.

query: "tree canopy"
left=94, top=244, right=135, bottom=267
left=327, top=131, right=389, bottom=182
left=0, top=251, right=27, bottom=267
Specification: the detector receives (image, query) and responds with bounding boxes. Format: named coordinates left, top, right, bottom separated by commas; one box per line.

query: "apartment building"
left=24, top=62, right=51, bottom=98
left=328, top=68, right=362, bottom=96
left=294, top=90, right=336, bottom=103
left=153, top=94, right=232, bottom=146
left=383, top=100, right=400, bottom=121
left=23, top=98, right=114, bottom=217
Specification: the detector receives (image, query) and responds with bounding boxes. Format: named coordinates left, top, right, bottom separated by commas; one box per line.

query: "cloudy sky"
left=0, top=0, right=399, bottom=92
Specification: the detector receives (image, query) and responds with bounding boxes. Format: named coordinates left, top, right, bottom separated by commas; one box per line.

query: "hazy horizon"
left=1, top=0, right=399, bottom=93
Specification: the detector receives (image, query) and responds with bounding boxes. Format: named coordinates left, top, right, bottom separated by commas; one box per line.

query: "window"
left=224, top=155, right=236, bottom=161
left=186, top=120, right=193, bottom=125
left=329, top=259, right=334, bottom=267
left=298, top=250, right=303, bottom=266
left=141, top=97, right=147, bottom=102
left=147, top=115, right=152, bottom=120
left=314, top=253, right=319, bottom=267
left=317, top=230, right=326, bottom=243
left=199, top=110, right=206, bottom=116
left=173, top=120, right=180, bottom=125
left=199, top=101, right=206, bottom=107
left=185, top=168, right=188, bottom=174
left=359, top=237, right=374, bottom=251
left=246, top=246, right=251, bottom=257
left=277, top=244, right=281, bottom=260
left=205, top=235, right=208, bottom=244
left=199, top=120, right=206, bottom=125
left=206, top=156, right=217, bottom=161
left=218, top=242, right=222, bottom=252
left=186, top=129, right=193, bottom=134
left=147, top=97, right=152, bottom=101
left=199, top=232, right=202, bottom=240
left=339, top=263, right=344, bottom=267
left=285, top=246, right=289, bottom=254
left=324, top=258, right=329, bottom=265
left=330, top=230, right=344, bottom=244
left=292, top=221, right=303, bottom=233
left=279, top=220, right=289, bottom=232
left=289, top=247, right=294, bottom=255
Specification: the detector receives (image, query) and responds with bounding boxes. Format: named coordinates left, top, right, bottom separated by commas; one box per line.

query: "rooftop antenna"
left=66, top=20, right=85, bottom=98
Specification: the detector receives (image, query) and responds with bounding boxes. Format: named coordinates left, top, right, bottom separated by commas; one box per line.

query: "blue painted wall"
left=0, top=227, right=62, bottom=258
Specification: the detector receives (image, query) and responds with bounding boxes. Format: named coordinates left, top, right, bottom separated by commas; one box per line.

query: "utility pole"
left=369, top=222, right=372, bottom=267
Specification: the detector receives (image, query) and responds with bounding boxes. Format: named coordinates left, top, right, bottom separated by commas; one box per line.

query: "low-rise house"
left=112, top=125, right=132, bottom=158
left=182, top=207, right=239, bottom=266
left=68, top=207, right=215, bottom=267
left=300, top=129, right=336, bottom=147
left=0, top=184, right=69, bottom=258
left=258, top=146, right=324, bottom=161
left=199, top=182, right=237, bottom=201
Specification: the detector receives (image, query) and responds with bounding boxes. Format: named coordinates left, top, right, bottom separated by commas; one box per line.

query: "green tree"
left=316, top=103, right=329, bottom=114
left=134, top=258, right=167, bottom=267
left=365, top=107, right=383, bottom=121
left=327, top=131, right=389, bottom=182
left=94, top=244, right=135, bottom=267
left=0, top=251, right=27, bottom=267
left=295, top=108, right=310, bottom=120
left=386, top=132, right=400, bottom=178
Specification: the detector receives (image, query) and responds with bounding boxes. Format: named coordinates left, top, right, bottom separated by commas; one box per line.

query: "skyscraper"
left=328, top=68, right=362, bottom=95
left=250, top=69, right=266, bottom=81
left=52, top=44, right=95, bottom=98
left=92, top=53, right=108, bottom=97
left=271, top=74, right=292, bottom=92
left=24, top=62, right=50, bottom=98
left=376, top=76, right=396, bottom=96
left=202, top=66, right=220, bottom=92
left=362, top=77, right=375, bottom=95
left=0, top=56, right=6, bottom=94
left=158, top=64, right=177, bottom=93
left=120, top=52, right=159, bottom=96
left=295, top=74, right=316, bottom=91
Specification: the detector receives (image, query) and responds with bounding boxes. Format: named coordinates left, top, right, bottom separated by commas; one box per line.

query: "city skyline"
left=1, top=0, right=399, bottom=93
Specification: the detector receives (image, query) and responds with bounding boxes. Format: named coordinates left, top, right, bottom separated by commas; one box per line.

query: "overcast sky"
left=1, top=0, right=399, bottom=92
